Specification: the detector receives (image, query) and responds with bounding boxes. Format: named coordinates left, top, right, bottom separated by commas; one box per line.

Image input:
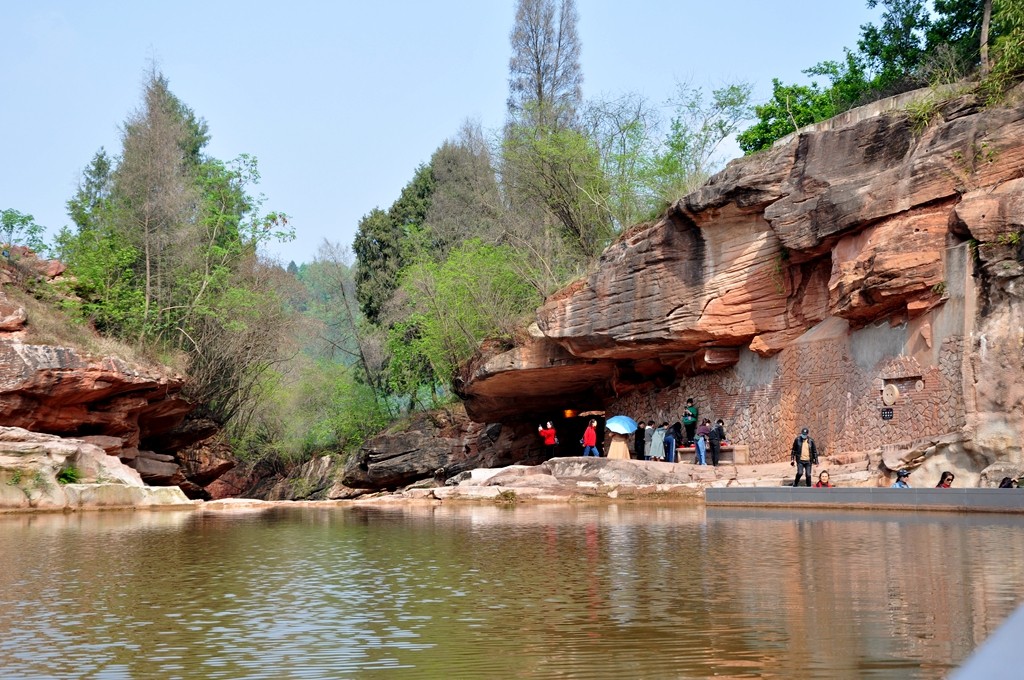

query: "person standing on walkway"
left=538, top=422, right=558, bottom=458
left=891, top=469, right=912, bottom=488
left=607, top=432, right=630, bottom=460
left=644, top=420, right=655, bottom=460
left=582, top=419, right=599, bottom=457
left=650, top=423, right=667, bottom=462
left=683, top=398, right=699, bottom=445
left=790, top=427, right=818, bottom=487
left=707, top=419, right=722, bottom=466
left=663, top=422, right=677, bottom=463
left=633, top=421, right=646, bottom=460
left=695, top=419, right=712, bottom=465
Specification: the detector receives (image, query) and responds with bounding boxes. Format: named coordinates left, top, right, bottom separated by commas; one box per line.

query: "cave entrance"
left=552, top=409, right=606, bottom=457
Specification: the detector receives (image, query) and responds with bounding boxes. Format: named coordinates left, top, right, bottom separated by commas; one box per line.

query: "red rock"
left=0, top=293, right=26, bottom=332
left=454, top=87, right=1024, bottom=480
left=0, top=340, right=193, bottom=447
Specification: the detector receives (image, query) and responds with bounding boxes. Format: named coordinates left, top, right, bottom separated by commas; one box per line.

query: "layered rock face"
left=0, top=427, right=192, bottom=510
left=459, top=87, right=1024, bottom=487
left=0, top=272, right=232, bottom=501
left=340, top=405, right=546, bottom=492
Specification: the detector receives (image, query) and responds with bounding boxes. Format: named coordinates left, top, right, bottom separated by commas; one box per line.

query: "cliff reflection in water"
left=0, top=504, right=1021, bottom=679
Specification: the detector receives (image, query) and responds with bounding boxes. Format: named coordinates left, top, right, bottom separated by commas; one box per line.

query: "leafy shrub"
left=57, top=466, right=82, bottom=485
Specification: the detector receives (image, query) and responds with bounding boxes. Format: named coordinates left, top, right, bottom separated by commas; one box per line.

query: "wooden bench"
left=677, top=444, right=749, bottom=464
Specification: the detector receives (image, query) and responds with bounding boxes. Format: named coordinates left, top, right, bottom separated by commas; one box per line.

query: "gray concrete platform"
left=705, top=486, right=1024, bottom=513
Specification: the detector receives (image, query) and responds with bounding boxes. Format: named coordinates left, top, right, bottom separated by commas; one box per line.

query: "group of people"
left=538, top=419, right=632, bottom=460
left=548, top=418, right=1024, bottom=489
left=537, top=398, right=730, bottom=465
left=884, top=468, right=944, bottom=489
left=790, top=431, right=1023, bottom=488
left=892, top=470, right=1020, bottom=488
left=635, top=401, right=728, bottom=466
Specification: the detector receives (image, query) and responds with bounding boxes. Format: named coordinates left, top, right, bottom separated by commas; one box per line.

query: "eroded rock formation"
left=456, top=86, right=1024, bottom=488
left=339, top=405, right=546, bottom=492
left=0, top=260, right=235, bottom=502
left=0, top=426, right=192, bottom=510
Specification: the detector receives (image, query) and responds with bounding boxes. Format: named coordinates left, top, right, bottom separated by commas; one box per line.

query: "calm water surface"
left=0, top=503, right=1022, bottom=679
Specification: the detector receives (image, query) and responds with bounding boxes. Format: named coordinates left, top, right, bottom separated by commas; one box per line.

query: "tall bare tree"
left=114, top=71, right=198, bottom=339
left=507, top=0, right=583, bottom=130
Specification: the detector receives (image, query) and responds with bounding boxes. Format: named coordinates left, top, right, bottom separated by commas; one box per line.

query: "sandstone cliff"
left=448, top=85, right=1024, bottom=489
left=0, top=255, right=232, bottom=507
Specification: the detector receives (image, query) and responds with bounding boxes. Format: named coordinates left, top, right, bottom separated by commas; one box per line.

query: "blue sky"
left=2, top=1, right=880, bottom=265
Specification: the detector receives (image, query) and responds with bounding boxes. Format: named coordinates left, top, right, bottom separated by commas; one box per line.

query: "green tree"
left=424, top=121, right=506, bottom=258
left=928, top=0, right=989, bottom=71
left=858, top=0, right=932, bottom=91
left=982, top=0, right=1024, bottom=97
left=503, top=122, right=614, bottom=257
left=738, top=79, right=837, bottom=153
left=650, top=82, right=754, bottom=204
left=60, top=68, right=294, bottom=432
left=581, top=93, right=659, bottom=229
left=0, top=209, right=46, bottom=255
left=391, top=240, right=543, bottom=389
left=352, top=164, right=435, bottom=324
left=112, top=71, right=198, bottom=338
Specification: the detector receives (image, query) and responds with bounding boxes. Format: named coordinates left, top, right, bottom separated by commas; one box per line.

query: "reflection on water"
left=0, top=504, right=1021, bottom=679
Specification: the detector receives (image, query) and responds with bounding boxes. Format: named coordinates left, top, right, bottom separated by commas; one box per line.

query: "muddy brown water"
left=0, top=503, right=1021, bottom=678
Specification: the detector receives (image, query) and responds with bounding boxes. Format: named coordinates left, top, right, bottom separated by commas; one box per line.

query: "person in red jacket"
left=814, top=471, right=834, bottom=487
left=582, top=419, right=599, bottom=457
left=538, top=421, right=558, bottom=457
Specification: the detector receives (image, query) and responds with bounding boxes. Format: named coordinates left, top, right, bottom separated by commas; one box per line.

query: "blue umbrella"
left=605, top=415, right=638, bottom=435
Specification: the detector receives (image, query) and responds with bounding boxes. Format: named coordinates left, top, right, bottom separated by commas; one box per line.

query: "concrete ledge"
left=705, top=487, right=1024, bottom=513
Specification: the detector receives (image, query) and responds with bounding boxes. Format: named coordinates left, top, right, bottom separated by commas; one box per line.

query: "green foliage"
left=928, top=0, right=990, bottom=70
left=503, top=121, right=614, bottom=257
left=234, top=359, right=389, bottom=463
left=738, top=79, right=839, bottom=153
left=0, top=209, right=46, bottom=255
left=424, top=126, right=506, bottom=257
left=6, top=469, right=23, bottom=486
left=54, top=225, right=144, bottom=337
left=859, top=0, right=932, bottom=90
left=57, top=466, right=82, bottom=485
left=391, top=240, right=543, bottom=388
left=59, top=69, right=294, bottom=435
left=905, top=96, right=941, bottom=134
left=738, top=0, right=1000, bottom=152
left=650, top=82, right=753, bottom=204
left=995, top=230, right=1022, bottom=246
left=981, top=0, right=1024, bottom=101
left=352, top=164, right=434, bottom=324
left=582, top=93, right=659, bottom=229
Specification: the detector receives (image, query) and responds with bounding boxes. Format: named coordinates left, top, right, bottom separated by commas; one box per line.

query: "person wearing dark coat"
left=707, top=420, right=723, bottom=466
left=634, top=421, right=646, bottom=460
left=790, top=427, right=819, bottom=487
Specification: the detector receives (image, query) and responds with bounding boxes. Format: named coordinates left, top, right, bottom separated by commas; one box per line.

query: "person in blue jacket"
left=891, top=469, right=911, bottom=488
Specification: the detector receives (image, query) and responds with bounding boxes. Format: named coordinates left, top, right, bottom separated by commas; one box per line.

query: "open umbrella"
left=605, top=415, right=638, bottom=435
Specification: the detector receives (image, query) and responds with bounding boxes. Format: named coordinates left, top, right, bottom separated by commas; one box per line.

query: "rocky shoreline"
left=2, top=455, right=883, bottom=513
